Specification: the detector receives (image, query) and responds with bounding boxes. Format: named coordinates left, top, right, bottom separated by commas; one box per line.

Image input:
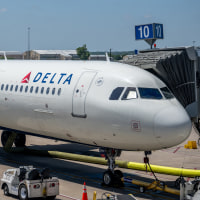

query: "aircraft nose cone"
left=154, top=106, right=191, bottom=148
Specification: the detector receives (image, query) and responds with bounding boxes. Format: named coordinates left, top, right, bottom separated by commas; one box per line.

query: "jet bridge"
left=123, top=47, right=200, bottom=129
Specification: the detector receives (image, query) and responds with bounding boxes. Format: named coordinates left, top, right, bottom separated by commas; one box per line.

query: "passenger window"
left=5, top=84, right=9, bottom=91
left=52, top=88, right=55, bottom=95
left=30, top=86, right=33, bottom=93
left=20, top=85, right=23, bottom=92
left=10, top=85, right=13, bottom=91
left=46, top=87, right=50, bottom=94
left=122, top=87, right=137, bottom=100
left=58, top=88, right=61, bottom=96
left=41, top=87, right=44, bottom=94
left=15, top=85, right=18, bottom=92
left=35, top=87, right=39, bottom=93
left=160, top=87, right=174, bottom=99
left=25, top=86, right=28, bottom=93
left=1, top=84, right=4, bottom=90
left=138, top=88, right=162, bottom=99
left=109, top=87, right=124, bottom=100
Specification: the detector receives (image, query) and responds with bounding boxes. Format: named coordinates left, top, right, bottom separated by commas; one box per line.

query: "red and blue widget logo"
left=21, top=72, right=31, bottom=83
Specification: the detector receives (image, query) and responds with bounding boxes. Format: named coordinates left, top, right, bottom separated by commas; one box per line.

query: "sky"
left=0, top=0, right=199, bottom=52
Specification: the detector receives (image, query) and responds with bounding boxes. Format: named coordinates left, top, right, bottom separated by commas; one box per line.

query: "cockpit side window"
left=109, top=87, right=124, bottom=100
left=138, top=88, right=162, bottom=99
left=122, top=87, right=137, bottom=100
left=160, top=87, right=174, bottom=99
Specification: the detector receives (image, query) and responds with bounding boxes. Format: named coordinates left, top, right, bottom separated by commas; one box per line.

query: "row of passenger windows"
left=109, top=87, right=174, bottom=100
left=0, top=84, right=62, bottom=96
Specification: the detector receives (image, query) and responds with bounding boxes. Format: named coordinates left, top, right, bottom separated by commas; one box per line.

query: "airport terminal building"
left=23, top=50, right=78, bottom=60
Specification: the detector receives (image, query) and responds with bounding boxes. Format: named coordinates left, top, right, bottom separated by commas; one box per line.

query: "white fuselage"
left=0, top=60, right=191, bottom=151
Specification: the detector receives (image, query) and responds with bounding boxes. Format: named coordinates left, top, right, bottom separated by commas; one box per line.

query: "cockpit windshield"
left=109, top=86, right=173, bottom=101
left=122, top=87, right=137, bottom=100
left=109, top=87, right=124, bottom=100
left=160, top=87, right=174, bottom=99
left=138, top=88, right=163, bottom=99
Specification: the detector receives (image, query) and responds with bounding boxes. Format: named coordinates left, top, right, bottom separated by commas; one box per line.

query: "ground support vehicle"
left=1, top=166, right=59, bottom=200
left=180, top=178, right=200, bottom=200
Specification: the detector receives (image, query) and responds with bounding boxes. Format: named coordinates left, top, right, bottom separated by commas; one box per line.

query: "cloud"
left=0, top=8, right=7, bottom=13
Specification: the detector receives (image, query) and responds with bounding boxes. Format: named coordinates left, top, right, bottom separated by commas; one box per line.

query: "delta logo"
left=21, top=72, right=31, bottom=83
left=21, top=72, right=73, bottom=85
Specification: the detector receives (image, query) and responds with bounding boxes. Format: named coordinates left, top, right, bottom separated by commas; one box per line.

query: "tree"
left=76, top=44, right=90, bottom=60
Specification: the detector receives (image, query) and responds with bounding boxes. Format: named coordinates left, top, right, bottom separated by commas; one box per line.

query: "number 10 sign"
left=135, top=23, right=164, bottom=40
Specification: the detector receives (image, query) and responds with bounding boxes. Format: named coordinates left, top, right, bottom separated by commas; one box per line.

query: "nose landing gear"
left=102, top=148, right=124, bottom=187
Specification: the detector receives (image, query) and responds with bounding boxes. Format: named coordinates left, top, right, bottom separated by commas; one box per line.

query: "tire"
left=14, top=134, right=26, bottom=147
left=1, top=131, right=11, bottom=147
left=103, top=170, right=113, bottom=186
left=19, top=184, right=28, bottom=200
left=3, top=184, right=9, bottom=196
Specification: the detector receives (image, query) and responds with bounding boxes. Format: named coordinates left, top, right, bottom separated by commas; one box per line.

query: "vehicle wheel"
left=103, top=170, right=113, bottom=186
left=19, top=184, right=28, bottom=200
left=14, top=134, right=26, bottom=147
left=46, top=196, right=56, bottom=200
left=3, top=184, right=9, bottom=196
left=139, top=186, right=145, bottom=193
left=1, top=131, right=11, bottom=146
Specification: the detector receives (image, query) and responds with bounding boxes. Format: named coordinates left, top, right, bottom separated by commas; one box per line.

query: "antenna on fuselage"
left=106, top=52, right=110, bottom=62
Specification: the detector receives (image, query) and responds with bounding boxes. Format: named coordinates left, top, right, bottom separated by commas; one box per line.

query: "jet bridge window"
left=138, top=88, right=163, bottom=99
left=160, top=87, right=174, bottom=99
left=109, top=87, right=124, bottom=100
left=122, top=87, right=137, bottom=100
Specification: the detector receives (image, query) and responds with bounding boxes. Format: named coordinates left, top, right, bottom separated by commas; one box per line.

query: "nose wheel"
left=102, top=148, right=124, bottom=187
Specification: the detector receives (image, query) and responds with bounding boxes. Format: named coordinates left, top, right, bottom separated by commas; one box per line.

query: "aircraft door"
left=72, top=71, right=97, bottom=118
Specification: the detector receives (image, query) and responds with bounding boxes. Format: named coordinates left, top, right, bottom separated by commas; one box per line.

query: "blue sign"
left=154, top=23, right=164, bottom=39
left=135, top=23, right=163, bottom=40
left=135, top=24, right=154, bottom=40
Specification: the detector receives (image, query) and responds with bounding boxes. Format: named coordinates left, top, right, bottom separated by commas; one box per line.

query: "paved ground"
left=0, top=127, right=200, bottom=200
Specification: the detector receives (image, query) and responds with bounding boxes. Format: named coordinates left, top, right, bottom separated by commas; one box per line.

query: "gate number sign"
left=135, top=23, right=164, bottom=40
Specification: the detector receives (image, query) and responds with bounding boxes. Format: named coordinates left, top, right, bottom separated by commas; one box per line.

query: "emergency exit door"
left=72, top=71, right=97, bottom=118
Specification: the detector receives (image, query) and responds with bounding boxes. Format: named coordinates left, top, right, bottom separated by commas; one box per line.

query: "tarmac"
left=0, top=127, right=200, bottom=200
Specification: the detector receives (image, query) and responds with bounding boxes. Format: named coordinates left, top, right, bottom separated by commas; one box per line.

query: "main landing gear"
left=1, top=131, right=26, bottom=147
left=102, top=148, right=124, bottom=187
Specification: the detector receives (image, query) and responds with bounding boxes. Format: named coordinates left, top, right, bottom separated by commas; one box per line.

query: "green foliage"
left=112, top=54, right=122, bottom=61
left=76, top=44, right=90, bottom=60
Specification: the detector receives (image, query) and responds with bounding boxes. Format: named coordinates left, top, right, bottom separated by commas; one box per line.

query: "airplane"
left=0, top=58, right=191, bottom=186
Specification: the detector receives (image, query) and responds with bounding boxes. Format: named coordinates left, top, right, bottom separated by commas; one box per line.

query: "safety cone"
left=82, top=182, right=88, bottom=200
